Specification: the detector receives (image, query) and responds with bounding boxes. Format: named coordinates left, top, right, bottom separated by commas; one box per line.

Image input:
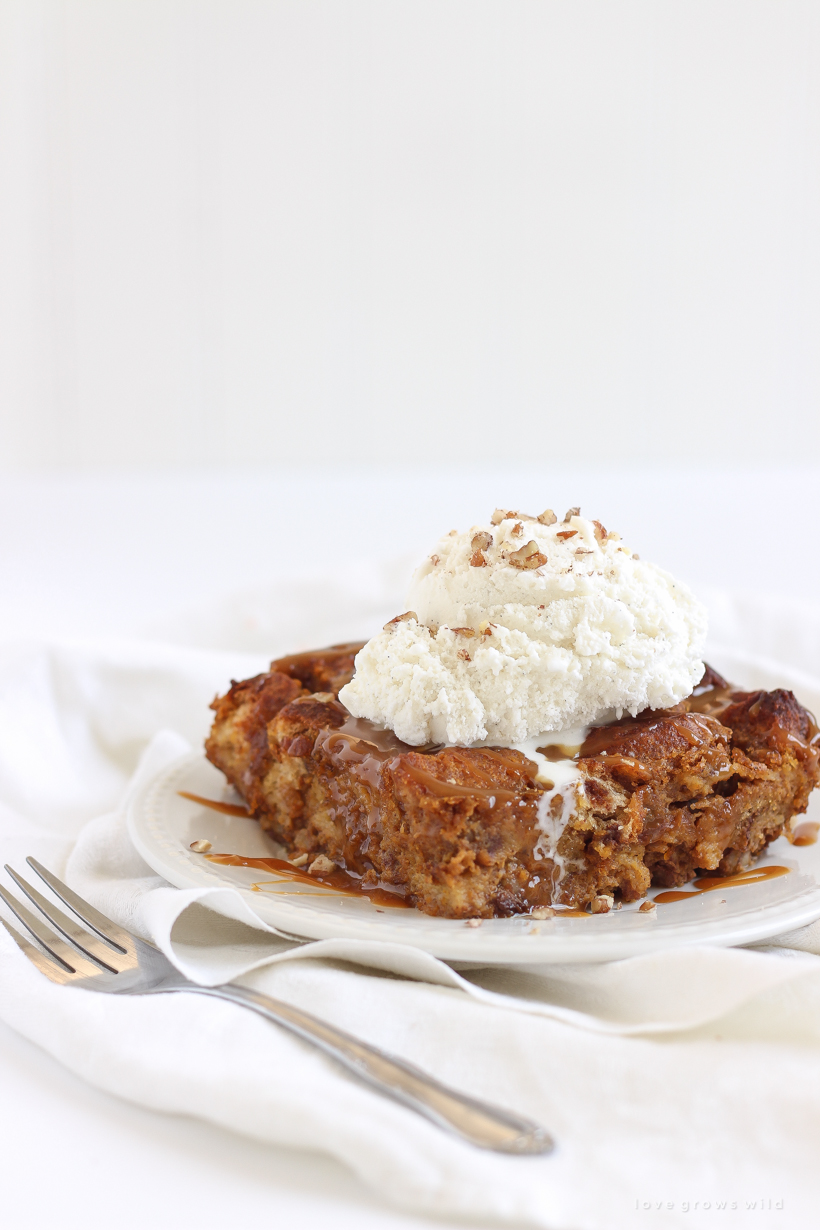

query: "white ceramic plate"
left=127, top=750, right=820, bottom=964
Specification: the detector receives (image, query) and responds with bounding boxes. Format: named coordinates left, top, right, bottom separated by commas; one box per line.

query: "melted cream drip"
left=439, top=722, right=595, bottom=904
left=510, top=727, right=588, bottom=901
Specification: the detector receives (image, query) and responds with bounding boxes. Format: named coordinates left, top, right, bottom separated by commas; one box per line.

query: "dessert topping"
left=383, top=611, right=418, bottom=630
left=508, top=540, right=548, bottom=569
left=339, top=507, right=707, bottom=747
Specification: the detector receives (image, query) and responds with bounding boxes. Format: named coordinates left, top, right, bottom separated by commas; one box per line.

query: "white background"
left=1, top=0, right=819, bottom=471
left=1, top=5, right=819, bottom=1229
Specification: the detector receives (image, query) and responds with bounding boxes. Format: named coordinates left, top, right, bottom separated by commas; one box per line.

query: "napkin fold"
left=2, top=631, right=820, bottom=1229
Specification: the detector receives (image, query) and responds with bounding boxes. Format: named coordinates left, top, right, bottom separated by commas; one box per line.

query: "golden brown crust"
left=268, top=643, right=364, bottom=697
left=205, top=671, right=305, bottom=815
left=205, top=650, right=820, bottom=917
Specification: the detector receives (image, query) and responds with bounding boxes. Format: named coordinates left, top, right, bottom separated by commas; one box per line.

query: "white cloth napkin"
left=2, top=624, right=820, bottom=1229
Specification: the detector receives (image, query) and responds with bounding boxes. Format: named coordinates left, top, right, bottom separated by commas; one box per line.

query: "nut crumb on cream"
left=339, top=508, right=707, bottom=748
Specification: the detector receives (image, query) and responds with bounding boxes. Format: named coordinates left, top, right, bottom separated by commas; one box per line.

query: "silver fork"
left=0, top=857, right=553, bottom=1155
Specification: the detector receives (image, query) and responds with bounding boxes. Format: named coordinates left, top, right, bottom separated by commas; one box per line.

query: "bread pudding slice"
left=205, top=649, right=820, bottom=917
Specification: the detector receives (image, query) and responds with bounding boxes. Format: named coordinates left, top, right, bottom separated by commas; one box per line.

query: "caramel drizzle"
left=189, top=677, right=817, bottom=919
left=789, top=821, right=820, bottom=847
left=195, top=846, right=796, bottom=917
left=580, top=681, right=820, bottom=759
left=401, top=763, right=519, bottom=803
left=203, top=852, right=411, bottom=909
left=580, top=708, right=717, bottom=758
left=687, top=683, right=820, bottom=753
left=315, top=720, right=530, bottom=804
left=178, top=790, right=250, bottom=817
left=653, top=864, right=791, bottom=904
left=181, top=787, right=411, bottom=909
left=314, top=715, right=447, bottom=768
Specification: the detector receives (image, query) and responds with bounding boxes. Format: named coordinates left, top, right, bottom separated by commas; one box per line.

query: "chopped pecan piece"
left=537, top=509, right=557, bottom=526
left=556, top=530, right=577, bottom=541
left=470, top=531, right=492, bottom=565
left=308, top=855, right=336, bottom=875
left=508, top=540, right=548, bottom=569
left=383, top=611, right=418, bottom=630
left=563, top=506, right=581, bottom=521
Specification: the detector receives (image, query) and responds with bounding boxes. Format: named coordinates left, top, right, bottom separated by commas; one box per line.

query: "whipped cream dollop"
left=338, top=507, right=707, bottom=746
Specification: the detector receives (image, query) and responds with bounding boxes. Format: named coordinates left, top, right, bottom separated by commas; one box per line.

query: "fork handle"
left=180, top=982, right=553, bottom=1155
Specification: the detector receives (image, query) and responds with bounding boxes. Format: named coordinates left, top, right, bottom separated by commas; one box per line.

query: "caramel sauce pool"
left=180, top=790, right=409, bottom=909
left=204, top=852, right=411, bottom=909
left=181, top=688, right=811, bottom=916
left=653, top=864, right=791, bottom=904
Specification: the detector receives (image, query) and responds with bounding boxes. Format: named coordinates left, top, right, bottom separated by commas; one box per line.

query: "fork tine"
left=0, top=915, right=80, bottom=985
left=4, top=866, right=128, bottom=973
left=25, top=857, right=135, bottom=955
left=0, top=885, right=102, bottom=978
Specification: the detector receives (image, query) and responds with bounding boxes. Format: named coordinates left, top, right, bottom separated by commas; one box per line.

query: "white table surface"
left=1, top=466, right=818, bottom=1230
